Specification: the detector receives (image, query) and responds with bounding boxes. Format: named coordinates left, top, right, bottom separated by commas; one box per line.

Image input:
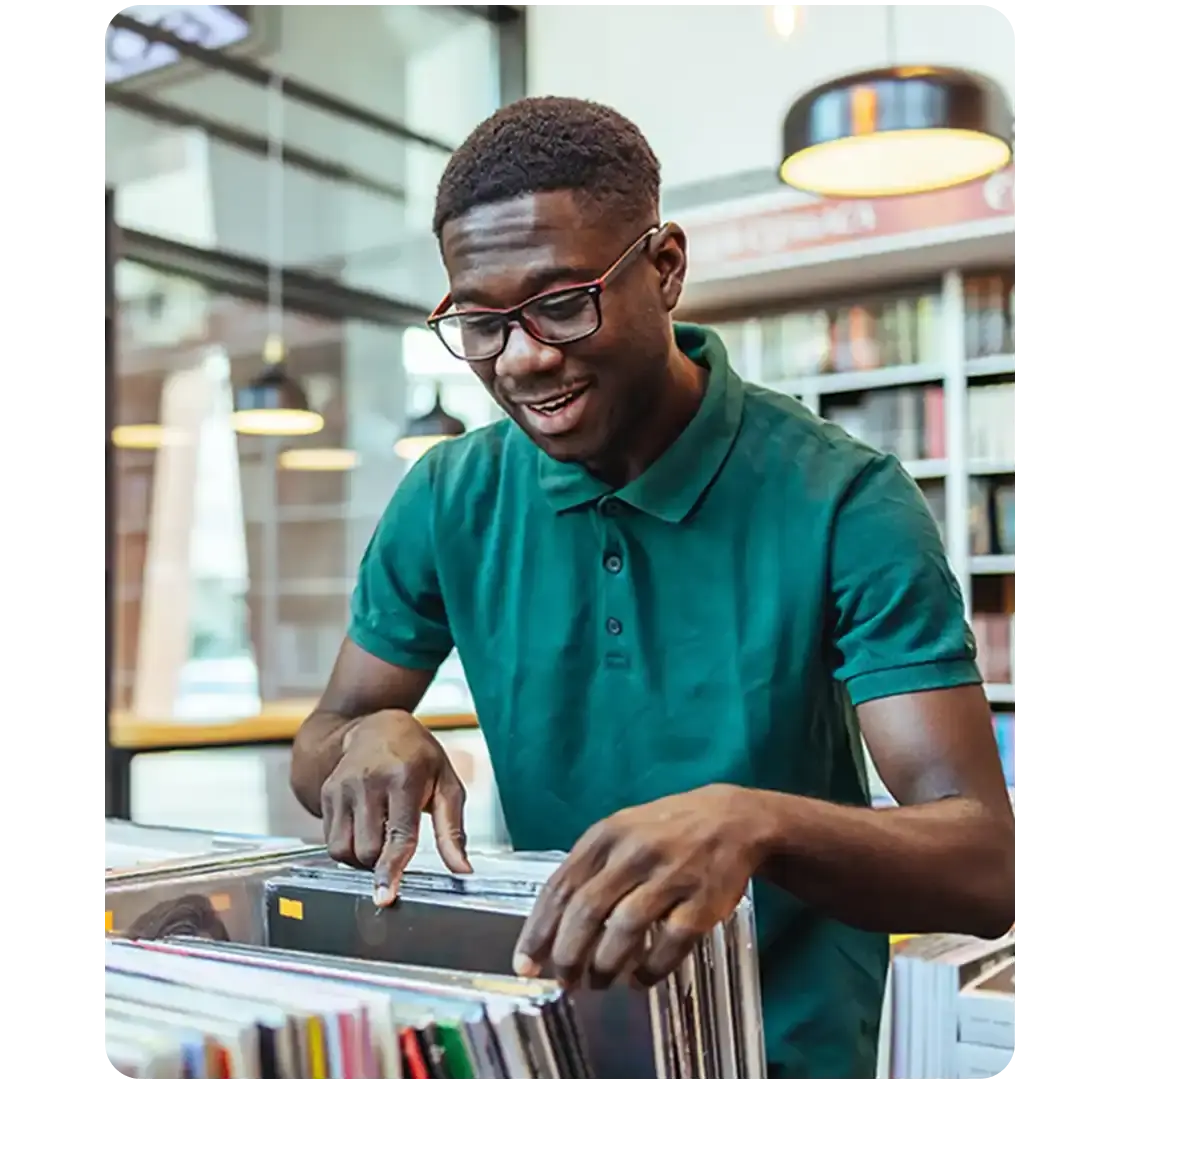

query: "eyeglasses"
left=427, top=225, right=661, bottom=363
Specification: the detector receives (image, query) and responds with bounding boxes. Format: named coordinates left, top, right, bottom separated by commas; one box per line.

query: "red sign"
left=688, top=165, right=1014, bottom=275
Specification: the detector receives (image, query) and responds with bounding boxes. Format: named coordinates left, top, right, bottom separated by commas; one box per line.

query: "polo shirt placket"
left=595, top=496, right=632, bottom=670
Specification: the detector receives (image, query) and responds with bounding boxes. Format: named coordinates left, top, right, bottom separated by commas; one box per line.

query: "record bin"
left=105, top=820, right=330, bottom=946
left=105, top=824, right=766, bottom=1077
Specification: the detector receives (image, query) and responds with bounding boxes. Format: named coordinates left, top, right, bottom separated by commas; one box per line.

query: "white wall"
left=527, top=5, right=1015, bottom=193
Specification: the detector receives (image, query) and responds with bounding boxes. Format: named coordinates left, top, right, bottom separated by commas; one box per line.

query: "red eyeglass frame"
left=426, top=224, right=661, bottom=361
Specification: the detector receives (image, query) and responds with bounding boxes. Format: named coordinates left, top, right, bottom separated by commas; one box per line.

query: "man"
left=291, top=96, right=1014, bottom=1079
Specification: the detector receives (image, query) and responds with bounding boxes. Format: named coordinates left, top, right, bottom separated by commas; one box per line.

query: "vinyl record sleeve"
left=159, top=938, right=520, bottom=1079
left=175, top=938, right=567, bottom=1079
left=105, top=940, right=376, bottom=1077
left=263, top=871, right=659, bottom=1078
left=105, top=967, right=301, bottom=1078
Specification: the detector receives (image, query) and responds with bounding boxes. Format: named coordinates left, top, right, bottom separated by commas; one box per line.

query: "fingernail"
left=513, top=953, right=539, bottom=977
left=373, top=885, right=394, bottom=907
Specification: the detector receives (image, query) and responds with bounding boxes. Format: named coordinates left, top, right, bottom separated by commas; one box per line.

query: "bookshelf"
left=688, top=268, right=1015, bottom=802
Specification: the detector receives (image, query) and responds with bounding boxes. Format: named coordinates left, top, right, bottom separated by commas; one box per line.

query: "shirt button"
left=601, top=498, right=621, bottom=517
left=604, top=553, right=623, bottom=574
left=606, top=617, right=623, bottom=636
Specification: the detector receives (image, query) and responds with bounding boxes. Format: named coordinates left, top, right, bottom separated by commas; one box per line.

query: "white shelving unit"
left=694, top=270, right=1015, bottom=711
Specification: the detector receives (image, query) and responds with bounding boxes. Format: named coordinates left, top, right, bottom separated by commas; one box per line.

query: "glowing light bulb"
left=770, top=5, right=801, bottom=39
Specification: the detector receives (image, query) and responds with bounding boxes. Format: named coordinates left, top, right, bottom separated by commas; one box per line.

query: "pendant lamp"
left=394, top=385, right=466, bottom=462
left=234, top=337, right=324, bottom=436
left=233, top=72, right=322, bottom=437
left=279, top=447, right=360, bottom=472
left=111, top=423, right=188, bottom=450
left=779, top=6, right=1013, bottom=198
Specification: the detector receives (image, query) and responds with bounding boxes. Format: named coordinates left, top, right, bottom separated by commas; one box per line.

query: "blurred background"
left=105, top=5, right=1014, bottom=854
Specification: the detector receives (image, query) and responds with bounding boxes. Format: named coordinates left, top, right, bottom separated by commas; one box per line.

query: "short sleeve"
left=347, top=455, right=454, bottom=671
left=828, top=455, right=981, bottom=706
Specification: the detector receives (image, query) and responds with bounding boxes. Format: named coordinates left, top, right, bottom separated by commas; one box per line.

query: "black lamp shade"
left=404, top=395, right=466, bottom=441
left=780, top=67, right=1013, bottom=198
left=395, top=391, right=466, bottom=461
left=236, top=362, right=308, bottom=413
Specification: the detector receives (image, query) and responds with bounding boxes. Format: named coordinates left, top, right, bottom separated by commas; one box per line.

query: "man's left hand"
left=512, top=784, right=764, bottom=990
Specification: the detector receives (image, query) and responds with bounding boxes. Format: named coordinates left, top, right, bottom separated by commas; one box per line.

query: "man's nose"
left=495, top=321, right=562, bottom=381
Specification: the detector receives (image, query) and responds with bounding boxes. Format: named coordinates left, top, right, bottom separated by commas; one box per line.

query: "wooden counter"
left=109, top=702, right=479, bottom=750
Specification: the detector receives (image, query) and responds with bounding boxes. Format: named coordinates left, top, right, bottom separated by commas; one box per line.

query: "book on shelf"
left=740, top=291, right=944, bottom=382
left=969, top=478, right=1016, bottom=556
left=968, top=381, right=1016, bottom=462
left=974, top=612, right=1014, bottom=684
left=823, top=386, right=945, bottom=462
left=964, top=274, right=1015, bottom=360
left=993, top=482, right=1015, bottom=554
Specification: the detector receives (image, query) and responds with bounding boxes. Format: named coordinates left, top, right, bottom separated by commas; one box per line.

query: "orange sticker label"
left=209, top=893, right=232, bottom=913
left=278, top=897, right=304, bottom=920
left=105, top=910, right=113, bottom=933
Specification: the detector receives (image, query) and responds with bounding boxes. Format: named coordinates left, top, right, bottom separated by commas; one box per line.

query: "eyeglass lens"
left=435, top=287, right=601, bottom=362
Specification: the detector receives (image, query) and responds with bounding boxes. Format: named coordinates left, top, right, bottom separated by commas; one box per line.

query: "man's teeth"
left=529, top=390, right=580, bottom=415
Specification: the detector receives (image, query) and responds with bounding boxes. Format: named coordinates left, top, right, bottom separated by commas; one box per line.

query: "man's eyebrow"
left=452, top=266, right=599, bottom=309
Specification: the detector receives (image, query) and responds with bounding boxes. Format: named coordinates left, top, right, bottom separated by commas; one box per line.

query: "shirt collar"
left=536, top=324, right=744, bottom=523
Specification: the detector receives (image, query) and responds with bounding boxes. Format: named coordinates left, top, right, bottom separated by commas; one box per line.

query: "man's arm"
left=745, top=684, right=1014, bottom=938
left=290, top=448, right=456, bottom=828
left=513, top=696, right=1013, bottom=987
left=289, top=640, right=436, bottom=817
left=744, top=452, right=1013, bottom=938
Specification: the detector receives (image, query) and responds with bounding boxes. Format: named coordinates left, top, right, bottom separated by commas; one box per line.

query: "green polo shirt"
left=349, top=323, right=981, bottom=1078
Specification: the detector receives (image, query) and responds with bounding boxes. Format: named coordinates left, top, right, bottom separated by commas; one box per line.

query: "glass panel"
left=113, top=261, right=491, bottom=720
left=106, top=6, right=502, bottom=309
left=107, top=6, right=497, bottom=149
left=105, top=99, right=449, bottom=310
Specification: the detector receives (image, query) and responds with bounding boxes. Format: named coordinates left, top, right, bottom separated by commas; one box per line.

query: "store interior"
left=105, top=4, right=1015, bottom=1080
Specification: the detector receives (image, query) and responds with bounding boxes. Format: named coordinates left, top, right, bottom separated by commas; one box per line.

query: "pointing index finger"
left=372, top=788, right=423, bottom=907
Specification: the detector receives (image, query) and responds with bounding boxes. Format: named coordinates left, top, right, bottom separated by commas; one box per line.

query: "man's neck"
left=586, top=348, right=707, bottom=488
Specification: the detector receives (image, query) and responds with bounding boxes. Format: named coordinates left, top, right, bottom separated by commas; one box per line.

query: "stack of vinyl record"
left=261, top=853, right=766, bottom=1079
left=105, top=937, right=591, bottom=1078
left=105, top=830, right=767, bottom=1078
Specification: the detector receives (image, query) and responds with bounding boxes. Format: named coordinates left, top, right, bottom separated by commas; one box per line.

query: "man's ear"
left=652, top=223, right=689, bottom=311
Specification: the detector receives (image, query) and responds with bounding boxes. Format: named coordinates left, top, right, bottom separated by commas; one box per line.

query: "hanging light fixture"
left=394, top=385, right=466, bottom=462
left=233, top=72, right=322, bottom=438
left=234, top=336, right=324, bottom=436
left=278, top=447, right=360, bottom=472
left=111, top=423, right=189, bottom=450
left=779, top=6, right=1012, bottom=199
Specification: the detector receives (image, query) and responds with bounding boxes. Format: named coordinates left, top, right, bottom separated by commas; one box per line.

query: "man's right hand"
left=319, top=708, right=472, bottom=906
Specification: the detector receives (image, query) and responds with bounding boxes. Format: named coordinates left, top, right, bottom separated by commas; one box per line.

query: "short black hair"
left=433, top=96, right=661, bottom=237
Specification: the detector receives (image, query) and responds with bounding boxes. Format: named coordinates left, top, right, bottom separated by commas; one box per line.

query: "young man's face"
left=437, top=190, right=688, bottom=469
